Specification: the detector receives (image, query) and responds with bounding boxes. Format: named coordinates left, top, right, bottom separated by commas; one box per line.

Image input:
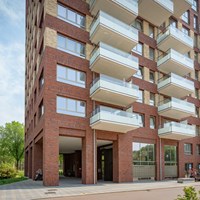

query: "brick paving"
left=1, top=177, right=200, bottom=200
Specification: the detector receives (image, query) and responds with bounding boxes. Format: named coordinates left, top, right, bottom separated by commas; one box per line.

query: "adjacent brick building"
left=25, top=0, right=200, bottom=186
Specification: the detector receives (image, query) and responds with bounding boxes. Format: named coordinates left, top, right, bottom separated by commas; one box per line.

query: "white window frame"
left=57, top=96, right=86, bottom=117
left=57, top=65, right=86, bottom=88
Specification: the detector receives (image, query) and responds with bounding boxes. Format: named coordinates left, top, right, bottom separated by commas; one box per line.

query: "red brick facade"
left=25, top=0, right=200, bottom=186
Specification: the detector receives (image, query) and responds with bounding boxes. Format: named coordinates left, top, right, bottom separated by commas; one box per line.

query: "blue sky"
left=0, top=0, right=25, bottom=125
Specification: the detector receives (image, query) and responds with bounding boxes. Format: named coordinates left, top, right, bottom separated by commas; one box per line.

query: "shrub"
left=176, top=186, right=200, bottom=200
left=0, top=163, right=17, bottom=179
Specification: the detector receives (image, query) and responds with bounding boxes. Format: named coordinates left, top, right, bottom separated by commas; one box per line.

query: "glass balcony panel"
left=138, top=0, right=173, bottom=26
left=157, top=49, right=194, bottom=76
left=89, top=0, right=138, bottom=24
left=90, top=106, right=141, bottom=133
left=158, top=73, right=194, bottom=98
left=90, top=42, right=139, bottom=79
left=158, top=121, right=195, bottom=140
left=90, top=74, right=139, bottom=106
left=158, top=97, right=195, bottom=119
left=90, top=11, right=138, bottom=52
left=157, top=26, right=193, bottom=54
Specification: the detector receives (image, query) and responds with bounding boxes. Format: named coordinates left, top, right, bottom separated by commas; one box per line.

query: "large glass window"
left=192, top=0, right=198, bottom=12
left=149, top=47, right=155, bottom=60
left=194, top=16, right=198, bottom=30
left=150, top=116, right=156, bottom=129
left=170, top=18, right=177, bottom=28
left=184, top=144, right=192, bottom=155
left=150, top=93, right=155, bottom=106
left=57, top=65, right=86, bottom=88
left=133, top=19, right=143, bottom=32
left=57, top=96, right=86, bottom=117
left=138, top=114, right=145, bottom=127
left=132, top=43, right=143, bottom=55
left=181, top=11, right=189, bottom=24
left=134, top=66, right=143, bottom=79
left=149, top=25, right=154, bottom=38
left=132, top=142, right=155, bottom=165
left=58, top=4, right=85, bottom=28
left=164, top=145, right=177, bottom=164
left=149, top=70, right=155, bottom=83
left=196, top=145, right=200, bottom=155
left=137, top=90, right=144, bottom=103
left=182, top=27, right=189, bottom=36
left=57, top=34, right=85, bottom=58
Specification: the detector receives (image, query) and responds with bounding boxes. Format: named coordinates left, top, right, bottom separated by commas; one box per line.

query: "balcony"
left=173, top=0, right=192, bottom=18
left=90, top=74, right=139, bottom=107
left=158, top=73, right=194, bottom=98
left=90, top=106, right=140, bottom=133
left=89, top=0, right=138, bottom=24
left=90, top=11, right=138, bottom=52
left=90, top=42, right=139, bottom=79
left=157, top=49, right=194, bottom=76
left=158, top=122, right=195, bottom=140
left=157, top=26, right=193, bottom=54
left=138, top=0, right=173, bottom=27
left=158, top=97, right=195, bottom=120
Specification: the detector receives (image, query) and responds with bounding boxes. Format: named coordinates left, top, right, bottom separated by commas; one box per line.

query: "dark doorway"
left=102, top=148, right=113, bottom=181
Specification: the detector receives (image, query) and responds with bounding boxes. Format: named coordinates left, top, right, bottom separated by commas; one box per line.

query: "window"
left=138, top=114, right=145, bottom=127
left=195, top=106, right=199, bottom=117
left=195, top=70, right=199, bottom=80
left=194, top=16, right=198, bottom=30
left=150, top=116, right=156, bottom=129
left=137, top=90, right=144, bottom=103
left=133, top=19, right=143, bottom=32
left=39, top=101, right=44, bottom=118
left=197, top=145, right=200, bottom=155
left=57, top=35, right=85, bottom=58
left=132, top=143, right=155, bottom=165
left=195, top=88, right=199, bottom=99
left=184, top=144, right=192, bottom=155
left=150, top=93, right=155, bottom=106
left=39, top=70, right=44, bottom=90
left=149, top=71, right=155, bottom=83
left=194, top=34, right=198, bottom=47
left=149, top=47, right=155, bottom=60
left=182, top=27, right=189, bottom=36
left=132, top=43, right=143, bottom=55
left=192, top=0, right=198, bottom=11
left=164, top=145, right=177, bottom=164
left=170, top=18, right=177, bottom=28
left=195, top=52, right=198, bottom=61
left=58, top=4, right=85, bottom=28
left=57, top=96, right=86, bottom=117
left=134, top=66, right=143, bottom=79
left=149, top=25, right=154, bottom=38
left=57, top=65, right=86, bottom=88
left=196, top=125, right=200, bottom=136
left=181, top=11, right=189, bottom=24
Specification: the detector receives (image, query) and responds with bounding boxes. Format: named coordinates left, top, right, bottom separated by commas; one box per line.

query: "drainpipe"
left=94, top=129, right=96, bottom=184
left=160, top=138, right=162, bottom=180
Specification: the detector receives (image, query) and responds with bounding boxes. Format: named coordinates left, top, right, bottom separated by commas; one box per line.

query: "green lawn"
left=0, top=171, right=28, bottom=186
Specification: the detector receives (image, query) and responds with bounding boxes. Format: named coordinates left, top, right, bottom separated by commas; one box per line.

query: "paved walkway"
left=1, top=177, right=200, bottom=200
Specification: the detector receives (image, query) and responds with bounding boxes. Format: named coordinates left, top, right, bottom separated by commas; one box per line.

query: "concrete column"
left=113, top=134, right=132, bottom=183
left=43, top=126, right=59, bottom=186
left=82, top=129, right=96, bottom=184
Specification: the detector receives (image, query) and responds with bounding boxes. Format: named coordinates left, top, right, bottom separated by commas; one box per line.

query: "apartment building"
left=25, top=0, right=200, bottom=186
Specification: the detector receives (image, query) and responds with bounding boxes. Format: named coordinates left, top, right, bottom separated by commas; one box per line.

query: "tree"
left=2, top=122, right=24, bottom=170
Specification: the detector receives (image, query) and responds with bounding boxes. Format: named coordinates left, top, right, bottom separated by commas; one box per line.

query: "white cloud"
left=0, top=0, right=25, bottom=23
left=0, top=43, right=25, bottom=125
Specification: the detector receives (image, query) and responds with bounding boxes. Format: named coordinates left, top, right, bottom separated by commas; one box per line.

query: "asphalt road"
left=50, top=186, right=200, bottom=200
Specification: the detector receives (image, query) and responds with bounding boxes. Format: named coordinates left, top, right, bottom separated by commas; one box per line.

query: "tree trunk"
left=16, top=160, right=19, bottom=171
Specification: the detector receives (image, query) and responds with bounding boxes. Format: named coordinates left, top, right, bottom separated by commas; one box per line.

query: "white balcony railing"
left=157, top=26, right=193, bottom=49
